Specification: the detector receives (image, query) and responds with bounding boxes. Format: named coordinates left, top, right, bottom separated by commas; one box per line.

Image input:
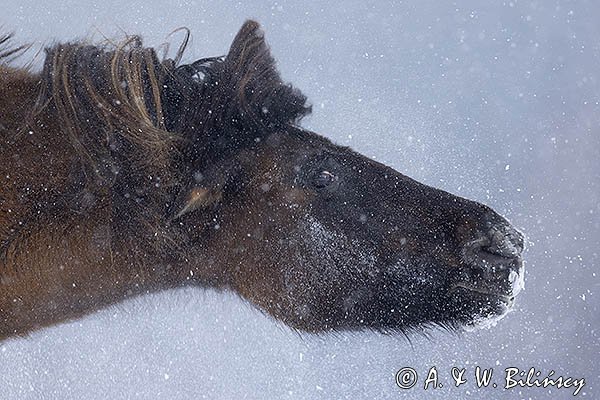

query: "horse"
left=0, top=20, right=524, bottom=341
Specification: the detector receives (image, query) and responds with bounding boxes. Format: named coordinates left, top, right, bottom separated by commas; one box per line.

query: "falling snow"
left=0, top=1, right=598, bottom=399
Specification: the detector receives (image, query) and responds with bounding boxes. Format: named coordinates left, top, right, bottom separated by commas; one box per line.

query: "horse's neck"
left=0, top=67, right=193, bottom=341
left=0, top=96, right=182, bottom=339
left=0, top=201, right=185, bottom=340
left=0, top=66, right=38, bottom=131
left=0, top=67, right=48, bottom=229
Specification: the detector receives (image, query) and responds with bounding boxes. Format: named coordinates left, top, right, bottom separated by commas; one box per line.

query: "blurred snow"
left=1, top=1, right=598, bottom=399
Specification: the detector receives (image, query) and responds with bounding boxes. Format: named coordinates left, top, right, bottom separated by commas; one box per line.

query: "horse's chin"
left=445, top=256, right=525, bottom=331
left=464, top=301, right=514, bottom=331
left=451, top=287, right=519, bottom=331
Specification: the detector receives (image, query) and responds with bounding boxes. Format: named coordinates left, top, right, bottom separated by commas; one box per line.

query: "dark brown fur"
left=0, top=21, right=524, bottom=340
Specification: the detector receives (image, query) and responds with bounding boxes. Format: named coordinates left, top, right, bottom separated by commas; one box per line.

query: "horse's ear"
left=223, top=20, right=311, bottom=128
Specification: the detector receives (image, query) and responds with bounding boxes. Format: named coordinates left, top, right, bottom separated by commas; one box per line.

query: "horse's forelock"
left=162, top=20, right=311, bottom=163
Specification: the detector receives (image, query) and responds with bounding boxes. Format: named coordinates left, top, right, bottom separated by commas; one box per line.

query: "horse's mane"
left=36, top=36, right=179, bottom=189
left=0, top=33, right=29, bottom=63
left=1, top=21, right=311, bottom=257
left=10, top=20, right=311, bottom=188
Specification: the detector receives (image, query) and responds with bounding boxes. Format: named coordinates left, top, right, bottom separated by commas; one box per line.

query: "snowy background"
left=2, top=1, right=598, bottom=399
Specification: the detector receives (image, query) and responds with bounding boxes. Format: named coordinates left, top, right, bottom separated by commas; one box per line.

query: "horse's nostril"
left=478, top=211, right=524, bottom=257
left=461, top=222, right=524, bottom=274
left=483, top=224, right=524, bottom=260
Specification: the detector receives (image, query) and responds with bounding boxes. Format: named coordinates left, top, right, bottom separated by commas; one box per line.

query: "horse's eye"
left=314, top=170, right=337, bottom=188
